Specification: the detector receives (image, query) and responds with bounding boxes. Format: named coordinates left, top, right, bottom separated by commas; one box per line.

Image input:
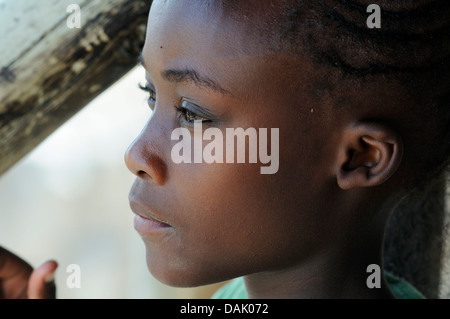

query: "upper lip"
left=129, top=199, right=172, bottom=227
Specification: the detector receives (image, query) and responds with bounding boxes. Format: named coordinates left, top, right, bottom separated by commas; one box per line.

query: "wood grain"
left=0, top=0, right=151, bottom=175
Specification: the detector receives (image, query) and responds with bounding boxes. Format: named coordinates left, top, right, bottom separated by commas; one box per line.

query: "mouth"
left=129, top=200, right=173, bottom=234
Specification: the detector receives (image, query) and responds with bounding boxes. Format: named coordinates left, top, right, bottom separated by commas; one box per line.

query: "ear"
left=336, top=122, right=403, bottom=190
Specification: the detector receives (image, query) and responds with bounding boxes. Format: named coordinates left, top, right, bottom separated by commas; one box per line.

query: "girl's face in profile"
left=125, top=0, right=338, bottom=287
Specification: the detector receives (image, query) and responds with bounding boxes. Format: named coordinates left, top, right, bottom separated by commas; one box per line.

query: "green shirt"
left=213, top=272, right=425, bottom=299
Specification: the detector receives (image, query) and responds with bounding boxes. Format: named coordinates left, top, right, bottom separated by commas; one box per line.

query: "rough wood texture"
left=0, top=0, right=151, bottom=175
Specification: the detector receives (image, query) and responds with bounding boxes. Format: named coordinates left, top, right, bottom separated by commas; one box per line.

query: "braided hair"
left=221, top=0, right=450, bottom=190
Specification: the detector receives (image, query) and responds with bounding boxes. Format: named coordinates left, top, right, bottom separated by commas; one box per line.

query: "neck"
left=243, top=219, right=395, bottom=299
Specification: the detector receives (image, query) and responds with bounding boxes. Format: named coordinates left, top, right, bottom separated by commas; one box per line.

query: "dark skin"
left=0, top=247, right=57, bottom=299
left=1, top=0, right=413, bottom=299
left=125, top=0, right=406, bottom=298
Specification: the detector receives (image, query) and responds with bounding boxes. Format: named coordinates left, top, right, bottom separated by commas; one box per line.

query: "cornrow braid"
left=218, top=0, right=449, bottom=189
left=275, top=0, right=450, bottom=189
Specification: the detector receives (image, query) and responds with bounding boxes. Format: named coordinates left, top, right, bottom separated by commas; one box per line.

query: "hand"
left=0, top=247, right=57, bottom=299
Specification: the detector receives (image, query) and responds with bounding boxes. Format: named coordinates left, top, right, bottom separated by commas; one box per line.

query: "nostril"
left=137, top=170, right=150, bottom=180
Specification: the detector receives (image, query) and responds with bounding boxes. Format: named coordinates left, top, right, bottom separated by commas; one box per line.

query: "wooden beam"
left=0, top=0, right=152, bottom=175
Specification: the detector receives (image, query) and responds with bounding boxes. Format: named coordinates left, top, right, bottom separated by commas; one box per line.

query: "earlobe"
left=336, top=122, right=403, bottom=190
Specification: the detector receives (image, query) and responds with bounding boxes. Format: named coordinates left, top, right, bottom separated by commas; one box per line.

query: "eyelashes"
left=138, top=83, right=211, bottom=126
left=139, top=83, right=156, bottom=104
left=175, top=104, right=211, bottom=125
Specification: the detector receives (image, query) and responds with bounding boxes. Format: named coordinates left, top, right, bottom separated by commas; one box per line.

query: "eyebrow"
left=138, top=53, right=230, bottom=95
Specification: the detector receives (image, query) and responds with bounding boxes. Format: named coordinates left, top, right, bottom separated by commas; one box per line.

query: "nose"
left=125, top=124, right=167, bottom=186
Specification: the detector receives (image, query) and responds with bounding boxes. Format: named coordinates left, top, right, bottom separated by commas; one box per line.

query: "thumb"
left=27, top=260, right=58, bottom=299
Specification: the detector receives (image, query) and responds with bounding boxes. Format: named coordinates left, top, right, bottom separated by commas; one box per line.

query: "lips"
left=129, top=199, right=172, bottom=233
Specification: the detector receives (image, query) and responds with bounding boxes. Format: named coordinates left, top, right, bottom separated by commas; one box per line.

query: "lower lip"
left=134, top=214, right=172, bottom=234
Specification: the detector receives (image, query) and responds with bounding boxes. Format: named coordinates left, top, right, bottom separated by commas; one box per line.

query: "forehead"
left=143, top=0, right=309, bottom=98
left=146, top=0, right=280, bottom=55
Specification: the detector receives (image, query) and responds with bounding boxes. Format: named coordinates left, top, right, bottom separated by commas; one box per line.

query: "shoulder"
left=212, top=273, right=426, bottom=299
left=212, top=277, right=248, bottom=299
left=385, top=272, right=426, bottom=299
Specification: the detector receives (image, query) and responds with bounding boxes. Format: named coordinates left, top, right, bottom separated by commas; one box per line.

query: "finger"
left=27, top=260, right=58, bottom=299
left=0, top=247, right=33, bottom=298
left=0, top=246, right=33, bottom=279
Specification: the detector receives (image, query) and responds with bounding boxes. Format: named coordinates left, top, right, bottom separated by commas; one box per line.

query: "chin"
left=144, top=249, right=241, bottom=288
left=145, top=250, right=204, bottom=287
left=146, top=262, right=217, bottom=288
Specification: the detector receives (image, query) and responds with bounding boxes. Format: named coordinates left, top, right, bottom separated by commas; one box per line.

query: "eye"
left=176, top=107, right=208, bottom=125
left=139, top=83, right=156, bottom=109
left=176, top=101, right=211, bottom=126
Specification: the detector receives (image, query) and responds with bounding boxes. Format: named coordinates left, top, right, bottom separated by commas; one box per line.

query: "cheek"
left=142, top=106, right=328, bottom=286
left=151, top=156, right=320, bottom=286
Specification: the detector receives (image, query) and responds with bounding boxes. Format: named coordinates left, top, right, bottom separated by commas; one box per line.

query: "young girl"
left=2, top=0, right=449, bottom=298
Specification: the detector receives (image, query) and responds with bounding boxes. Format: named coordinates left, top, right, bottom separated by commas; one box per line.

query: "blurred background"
left=0, top=66, right=224, bottom=298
